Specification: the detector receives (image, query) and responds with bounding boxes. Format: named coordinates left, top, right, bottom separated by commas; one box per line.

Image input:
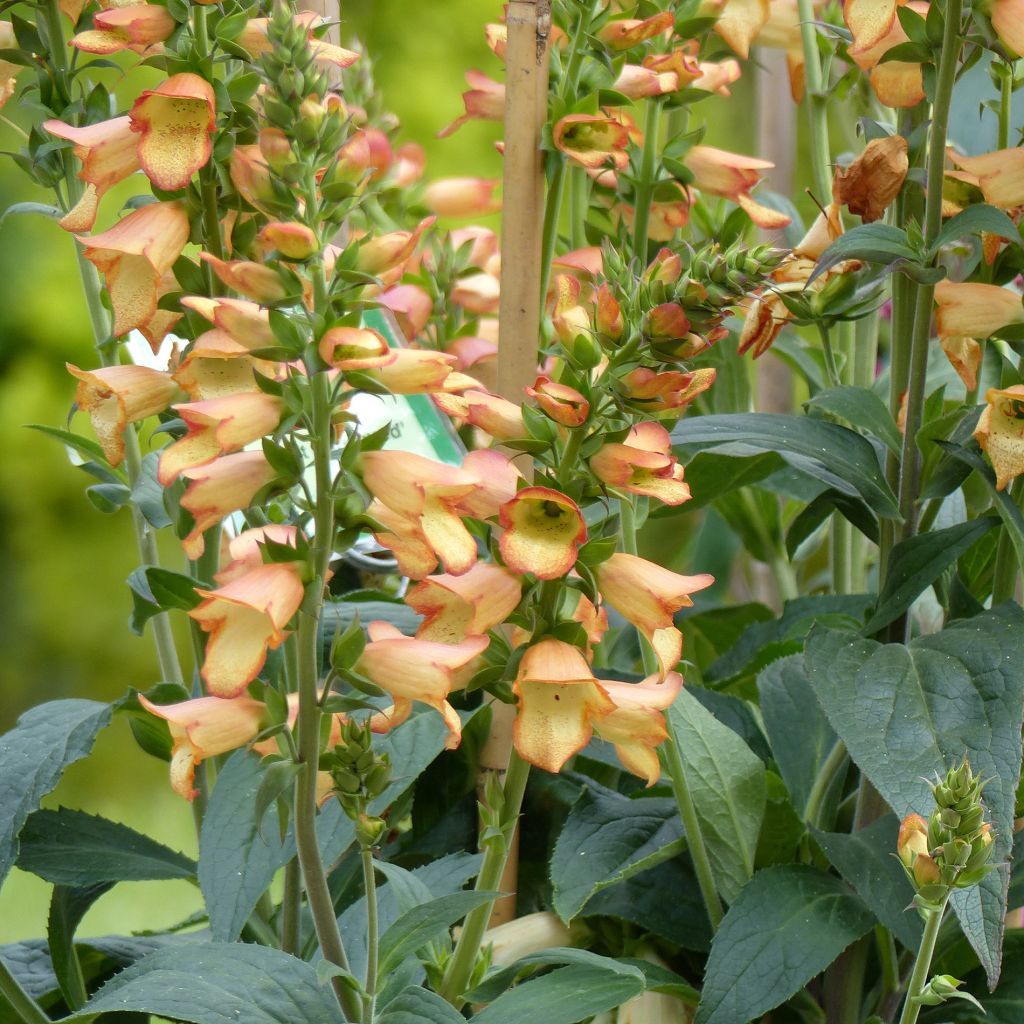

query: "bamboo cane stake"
left=481, top=0, right=551, bottom=926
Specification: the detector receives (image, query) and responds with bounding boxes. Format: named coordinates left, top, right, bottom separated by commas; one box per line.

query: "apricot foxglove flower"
left=357, top=621, right=487, bottom=748
left=438, top=70, right=505, bottom=137
left=158, top=392, right=285, bottom=485
left=129, top=73, right=216, bottom=191
left=934, top=281, right=1024, bottom=339
left=43, top=116, right=140, bottom=231
left=355, top=217, right=435, bottom=281
left=846, top=0, right=926, bottom=108
left=512, top=639, right=614, bottom=774
left=77, top=201, right=190, bottom=337
left=525, top=376, right=590, bottom=427
left=461, top=389, right=527, bottom=440
left=139, top=694, right=265, bottom=800
left=974, top=384, right=1024, bottom=490
left=988, top=0, right=1024, bottom=55
left=499, top=487, right=587, bottom=580
left=180, top=451, right=278, bottom=558
left=590, top=422, right=692, bottom=505
left=200, top=254, right=290, bottom=303
left=366, top=499, right=441, bottom=580
left=599, top=12, right=674, bottom=49
left=216, top=525, right=300, bottom=584
left=553, top=114, right=630, bottom=171
left=257, top=221, right=319, bottom=261
left=378, top=284, right=433, bottom=339
left=0, top=23, right=22, bottom=112
left=66, top=363, right=178, bottom=466
left=833, top=135, right=909, bottom=223
left=71, top=4, right=174, bottom=54
left=683, top=145, right=790, bottom=228
left=946, top=148, right=1024, bottom=210
left=708, top=0, right=770, bottom=58
left=612, top=65, right=680, bottom=99
left=621, top=366, right=717, bottom=415
left=173, top=329, right=282, bottom=400
left=405, top=562, right=522, bottom=643
left=368, top=348, right=457, bottom=394
left=424, top=178, right=501, bottom=217
left=181, top=296, right=275, bottom=349
left=190, top=562, right=305, bottom=697
left=595, top=553, right=714, bottom=679
left=594, top=672, right=683, bottom=786
left=362, top=450, right=481, bottom=576
left=319, top=326, right=394, bottom=371
left=451, top=272, right=501, bottom=315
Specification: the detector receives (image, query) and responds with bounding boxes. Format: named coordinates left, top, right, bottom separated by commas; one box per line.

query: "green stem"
left=538, top=156, right=568, bottom=313
left=895, top=0, right=963, bottom=552
left=567, top=164, right=588, bottom=251
left=992, top=477, right=1024, bottom=602
left=896, top=898, right=948, bottom=1024
left=360, top=843, right=379, bottom=1023
left=999, top=64, right=1012, bottom=151
left=632, top=100, right=662, bottom=259
left=803, top=740, right=848, bottom=828
left=850, top=313, right=880, bottom=591
left=41, top=0, right=71, bottom=106
left=280, top=858, right=302, bottom=955
left=557, top=427, right=584, bottom=490
left=0, top=958, right=50, bottom=1024
left=796, top=0, right=832, bottom=203
left=294, top=372, right=359, bottom=1022
left=439, top=749, right=531, bottom=1006
left=663, top=732, right=724, bottom=932
left=819, top=322, right=842, bottom=388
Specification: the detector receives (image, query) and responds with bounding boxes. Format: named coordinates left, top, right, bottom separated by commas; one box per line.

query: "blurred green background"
left=0, top=0, right=761, bottom=943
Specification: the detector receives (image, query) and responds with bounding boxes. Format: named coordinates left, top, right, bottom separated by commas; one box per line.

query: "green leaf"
left=376, top=889, right=500, bottom=977
left=785, top=489, right=879, bottom=557
left=936, top=441, right=1024, bottom=568
left=198, top=751, right=290, bottom=943
left=63, top=942, right=347, bottom=1024
left=694, top=866, right=876, bottom=1024
left=811, top=222, right=920, bottom=282
left=672, top=414, right=899, bottom=519
left=667, top=688, right=766, bottom=903
left=376, top=987, right=465, bottom=1024
left=667, top=451, right=784, bottom=512
left=469, top=948, right=646, bottom=1003
left=130, top=452, right=173, bottom=529
left=471, top=962, right=645, bottom=1024
left=0, top=700, right=112, bottom=888
left=26, top=425, right=109, bottom=467
left=929, top=204, right=1022, bottom=258
left=805, top=385, right=902, bottom=455
left=812, top=815, right=922, bottom=949
left=865, top=516, right=999, bottom=634
left=550, top=783, right=684, bottom=923
left=16, top=808, right=194, bottom=885
left=85, top=482, right=131, bottom=513
left=47, top=883, right=112, bottom=1009
left=804, top=605, right=1024, bottom=986
left=757, top=656, right=840, bottom=816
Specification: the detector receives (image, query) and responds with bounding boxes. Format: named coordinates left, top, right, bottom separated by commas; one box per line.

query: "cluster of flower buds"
left=897, top=760, right=995, bottom=910
left=323, top=719, right=392, bottom=844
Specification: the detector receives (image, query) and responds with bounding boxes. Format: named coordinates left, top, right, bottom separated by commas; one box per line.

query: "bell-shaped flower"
left=355, top=217, right=435, bottom=281
left=71, top=4, right=175, bottom=54
left=258, top=221, right=318, bottom=261
left=599, top=12, right=674, bottom=49
left=43, top=116, right=140, bottom=231
left=181, top=295, right=275, bottom=349
left=833, top=135, right=909, bottom=224
left=460, top=449, right=521, bottom=518
left=451, top=271, right=501, bottom=315
left=362, top=450, right=480, bottom=575
left=684, top=145, right=790, bottom=228
left=708, top=0, right=770, bottom=59
left=424, top=178, right=501, bottom=218
left=846, top=0, right=926, bottom=108
left=612, top=65, right=680, bottom=100
left=438, top=70, right=505, bottom=137
left=595, top=283, right=624, bottom=340
left=0, top=23, right=23, bottom=112
left=594, top=672, right=682, bottom=786
left=180, top=451, right=278, bottom=558
left=139, top=694, right=265, bottom=800
left=692, top=58, right=742, bottom=96
left=366, top=499, right=440, bottom=579
left=200, top=254, right=290, bottom=303
left=621, top=366, right=717, bottom=415
left=77, top=201, right=190, bottom=337
left=367, top=347, right=456, bottom=394
left=190, top=562, right=305, bottom=697
left=974, top=384, right=1024, bottom=490
left=934, top=281, right=1024, bottom=339
left=499, top=486, right=587, bottom=580
left=230, top=144, right=275, bottom=210
left=129, top=73, right=215, bottom=191
left=434, top=389, right=527, bottom=441
left=216, top=525, right=300, bottom=585
left=525, top=376, right=590, bottom=427
left=553, top=114, right=630, bottom=171
left=940, top=335, right=982, bottom=393
left=67, top=363, right=178, bottom=466
left=378, top=285, right=433, bottom=339
left=572, top=592, right=608, bottom=658
left=405, top=562, right=522, bottom=643
left=173, top=329, right=282, bottom=400
left=483, top=912, right=574, bottom=968
left=158, top=392, right=285, bottom=485
left=989, top=0, right=1024, bottom=55
left=617, top=182, right=693, bottom=242
left=947, top=148, right=1024, bottom=210
left=319, top=326, right=394, bottom=371
left=512, top=639, right=614, bottom=774
left=596, top=553, right=714, bottom=679
left=357, top=621, right=487, bottom=748
left=590, top=422, right=692, bottom=505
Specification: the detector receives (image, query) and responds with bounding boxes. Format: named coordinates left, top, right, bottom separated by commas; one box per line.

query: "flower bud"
left=897, top=814, right=929, bottom=868
left=356, top=814, right=387, bottom=847
left=645, top=303, right=689, bottom=340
